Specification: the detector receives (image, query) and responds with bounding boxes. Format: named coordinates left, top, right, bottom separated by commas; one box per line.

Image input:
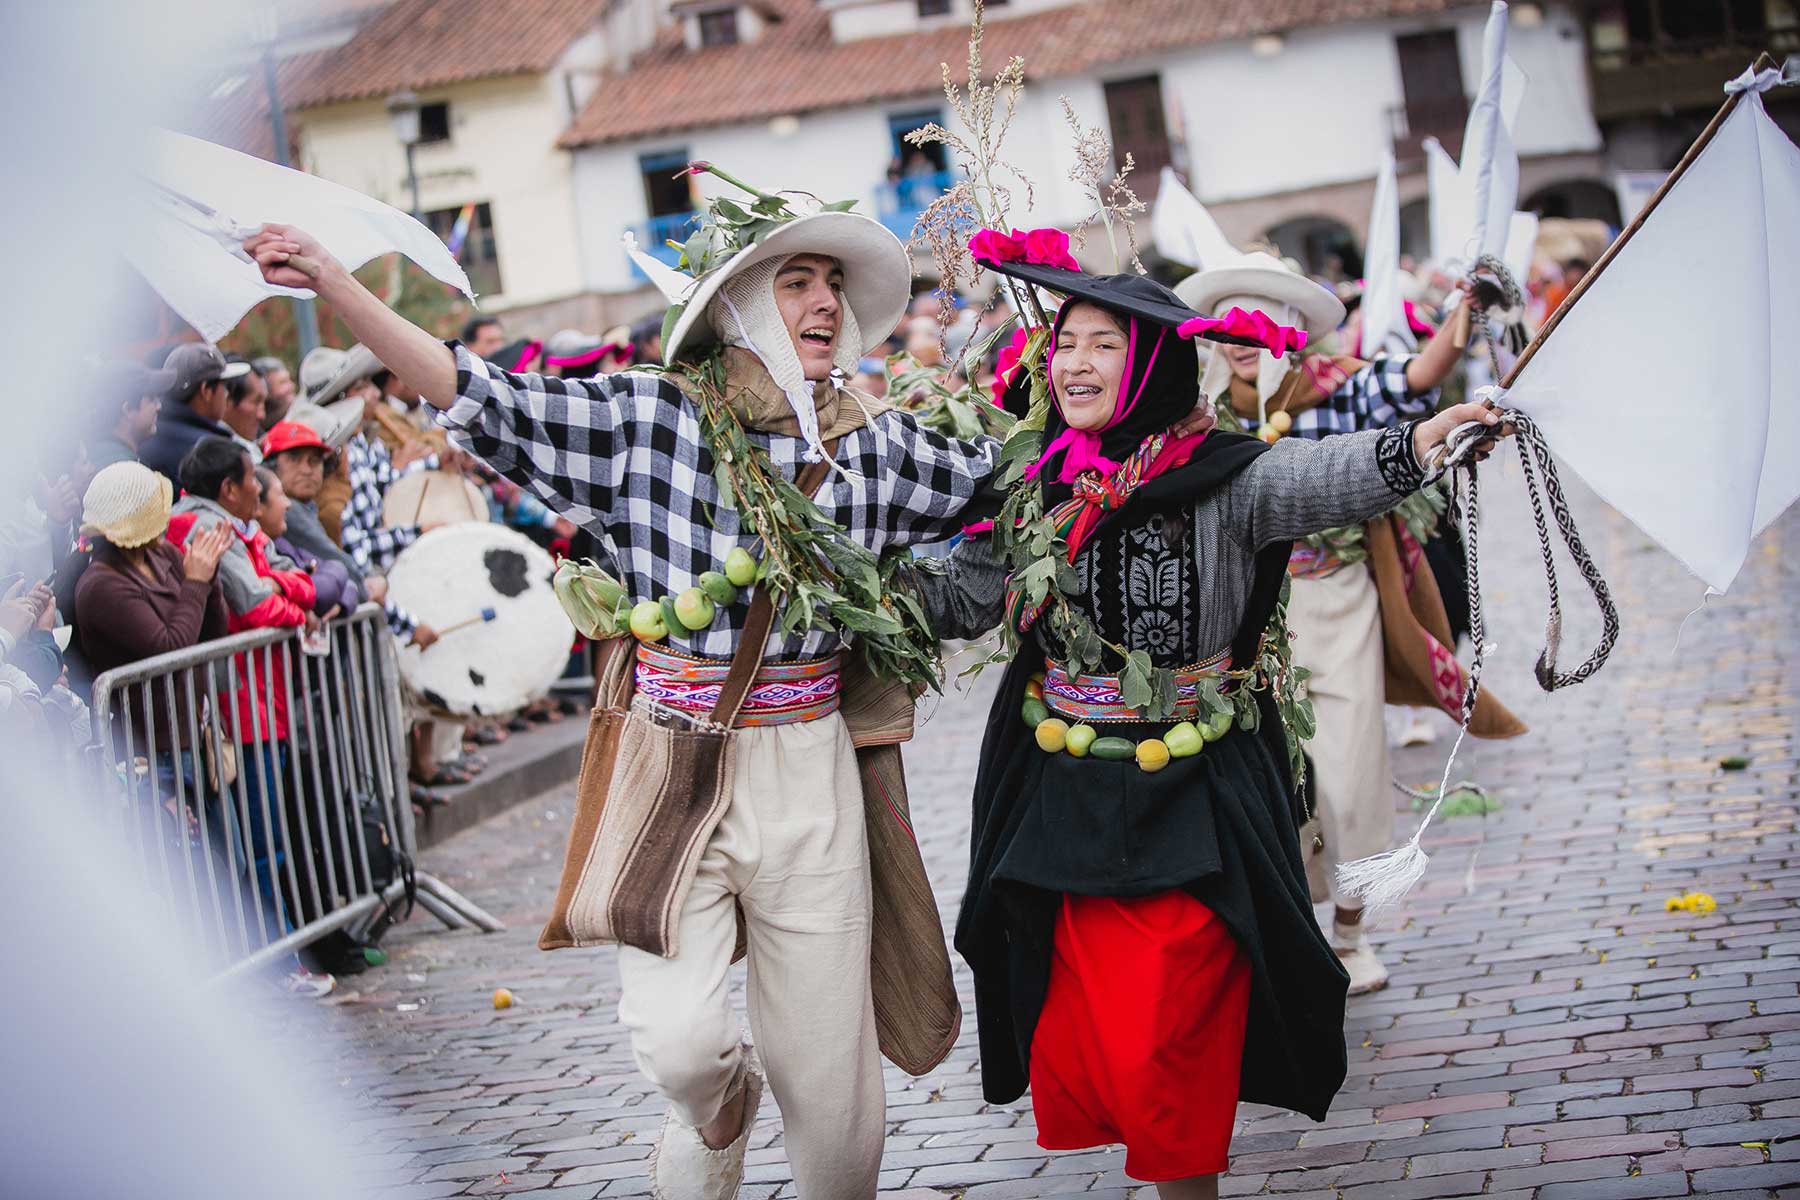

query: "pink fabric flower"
left=1402, top=299, right=1437, bottom=338
left=1022, top=227, right=1080, bottom=271
left=990, top=325, right=1040, bottom=406
left=968, top=227, right=1024, bottom=265
left=969, top=226, right=1080, bottom=272
left=1176, top=306, right=1308, bottom=356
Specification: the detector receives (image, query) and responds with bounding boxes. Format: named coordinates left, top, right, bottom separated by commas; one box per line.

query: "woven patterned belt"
left=1042, top=649, right=1232, bottom=724
left=634, top=643, right=841, bottom=727
left=1287, top=544, right=1347, bottom=580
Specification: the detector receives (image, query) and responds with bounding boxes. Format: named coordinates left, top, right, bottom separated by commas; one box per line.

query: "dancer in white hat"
left=1176, top=253, right=1482, bottom=995
left=243, top=173, right=997, bottom=1199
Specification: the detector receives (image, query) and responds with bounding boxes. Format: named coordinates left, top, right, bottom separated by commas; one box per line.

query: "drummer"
left=336, top=348, right=448, bottom=579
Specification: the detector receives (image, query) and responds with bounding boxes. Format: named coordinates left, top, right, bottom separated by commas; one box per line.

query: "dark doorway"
left=1103, top=75, right=1172, bottom=196
left=1395, top=30, right=1468, bottom=160
left=639, top=149, right=694, bottom=219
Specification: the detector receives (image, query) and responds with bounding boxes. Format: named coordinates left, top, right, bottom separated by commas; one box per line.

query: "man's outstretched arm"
left=243, top=223, right=457, bottom=409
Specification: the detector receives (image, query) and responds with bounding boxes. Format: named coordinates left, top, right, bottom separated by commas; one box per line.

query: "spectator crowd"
left=0, top=309, right=666, bottom=997
left=0, top=240, right=1557, bottom=999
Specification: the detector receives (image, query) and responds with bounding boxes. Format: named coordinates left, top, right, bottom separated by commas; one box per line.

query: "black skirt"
left=957, top=655, right=1350, bottom=1122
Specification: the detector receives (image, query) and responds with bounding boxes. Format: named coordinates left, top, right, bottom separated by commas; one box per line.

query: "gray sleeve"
left=1219, top=422, right=1428, bottom=550
left=909, top=535, right=1010, bottom=641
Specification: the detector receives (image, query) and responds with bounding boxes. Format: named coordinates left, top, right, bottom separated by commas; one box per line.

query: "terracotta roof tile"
left=561, top=0, right=1477, bottom=149
left=293, top=0, right=606, bottom=108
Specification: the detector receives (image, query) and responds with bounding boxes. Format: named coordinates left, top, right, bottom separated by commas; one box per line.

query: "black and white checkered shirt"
left=437, top=343, right=1001, bottom=659
left=340, top=432, right=438, bottom=576
left=1238, top=354, right=1436, bottom=440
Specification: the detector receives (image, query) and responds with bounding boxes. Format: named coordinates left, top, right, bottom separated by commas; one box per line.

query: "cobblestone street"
left=323, top=469, right=1800, bottom=1200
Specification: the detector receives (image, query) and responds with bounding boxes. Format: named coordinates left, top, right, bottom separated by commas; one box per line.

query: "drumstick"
left=279, top=252, right=323, bottom=277
left=411, top=474, right=434, bottom=526
left=429, top=607, right=497, bottom=642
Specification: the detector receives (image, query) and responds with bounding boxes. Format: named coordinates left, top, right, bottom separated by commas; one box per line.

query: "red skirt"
left=1029, top=890, right=1251, bottom=1181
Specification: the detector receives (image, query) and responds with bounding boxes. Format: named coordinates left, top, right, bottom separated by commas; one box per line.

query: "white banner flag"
left=1151, top=167, right=1239, bottom=272
left=1507, top=90, right=1800, bottom=591
left=122, top=129, right=475, bottom=343
left=1360, top=151, right=1412, bottom=356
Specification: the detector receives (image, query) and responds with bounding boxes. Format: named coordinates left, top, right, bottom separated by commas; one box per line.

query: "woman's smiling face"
left=1052, top=302, right=1129, bottom=432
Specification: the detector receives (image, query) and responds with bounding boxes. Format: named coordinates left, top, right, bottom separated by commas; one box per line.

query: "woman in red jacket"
left=166, top=438, right=322, bottom=969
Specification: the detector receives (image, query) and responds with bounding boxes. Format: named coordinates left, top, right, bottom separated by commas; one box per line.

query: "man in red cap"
left=261, top=420, right=437, bottom=652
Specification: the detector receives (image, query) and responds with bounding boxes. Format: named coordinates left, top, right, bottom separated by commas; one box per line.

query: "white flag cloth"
left=122, top=129, right=475, bottom=343
left=1505, top=87, right=1800, bottom=591
left=1426, top=2, right=1535, bottom=273
left=1150, top=167, right=1240, bottom=272
left=1461, top=2, right=1518, bottom=260
left=1359, top=151, right=1412, bottom=357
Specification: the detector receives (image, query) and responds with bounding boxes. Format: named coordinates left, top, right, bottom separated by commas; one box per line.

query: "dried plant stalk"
left=904, top=0, right=1043, bottom=339
left=1058, top=97, right=1147, bottom=275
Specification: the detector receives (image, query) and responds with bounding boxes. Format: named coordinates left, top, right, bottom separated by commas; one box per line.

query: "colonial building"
left=191, top=0, right=1790, bottom=333
left=558, top=0, right=1609, bottom=313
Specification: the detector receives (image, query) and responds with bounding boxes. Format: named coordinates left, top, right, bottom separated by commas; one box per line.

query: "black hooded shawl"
left=953, top=276, right=1349, bottom=1120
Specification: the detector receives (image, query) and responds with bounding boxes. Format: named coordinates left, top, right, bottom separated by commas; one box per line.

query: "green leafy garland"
left=883, top=321, right=1018, bottom=442
left=970, top=362, right=1316, bottom=786
left=664, top=348, right=943, bottom=693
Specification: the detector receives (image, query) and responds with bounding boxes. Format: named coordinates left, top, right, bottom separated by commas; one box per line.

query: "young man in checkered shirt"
left=244, top=213, right=1044, bottom=1199
left=1178, top=254, right=1471, bottom=1001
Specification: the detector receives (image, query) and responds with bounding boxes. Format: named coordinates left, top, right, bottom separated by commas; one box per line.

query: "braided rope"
left=1337, top=262, right=1623, bottom=917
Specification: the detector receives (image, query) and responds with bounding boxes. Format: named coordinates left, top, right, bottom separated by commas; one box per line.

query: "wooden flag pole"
left=1500, top=51, right=1777, bottom=389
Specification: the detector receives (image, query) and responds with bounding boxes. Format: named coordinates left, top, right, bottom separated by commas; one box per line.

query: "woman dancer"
left=919, top=255, right=1506, bottom=1197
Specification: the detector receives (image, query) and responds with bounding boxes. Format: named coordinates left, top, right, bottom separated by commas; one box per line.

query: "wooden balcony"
left=1589, top=38, right=1800, bottom=121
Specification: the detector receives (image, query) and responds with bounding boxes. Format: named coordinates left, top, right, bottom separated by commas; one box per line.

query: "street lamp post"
left=386, top=89, right=423, bottom=221
left=257, top=12, right=319, bottom=358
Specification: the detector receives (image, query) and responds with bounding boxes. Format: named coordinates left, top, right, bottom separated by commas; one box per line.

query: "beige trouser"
left=1289, top=566, right=1392, bottom=909
left=615, top=714, right=884, bottom=1199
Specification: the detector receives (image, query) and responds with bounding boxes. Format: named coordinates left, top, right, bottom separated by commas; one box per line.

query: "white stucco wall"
left=568, top=77, right=1125, bottom=296
left=297, top=73, right=586, bottom=309
left=570, top=4, right=1604, bottom=294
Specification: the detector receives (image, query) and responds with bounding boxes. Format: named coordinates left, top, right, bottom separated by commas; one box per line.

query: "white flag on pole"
left=1360, top=150, right=1413, bottom=357
left=1505, top=84, right=1800, bottom=591
left=1151, top=167, right=1240, bottom=272
left=1426, top=2, right=1538, bottom=272
left=122, top=129, right=475, bottom=343
left=1462, top=2, right=1518, bottom=261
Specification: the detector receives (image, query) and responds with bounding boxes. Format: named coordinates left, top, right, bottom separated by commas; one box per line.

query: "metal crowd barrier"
left=87, top=603, right=501, bottom=979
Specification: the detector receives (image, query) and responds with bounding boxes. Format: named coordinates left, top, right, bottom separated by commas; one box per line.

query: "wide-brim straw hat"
left=299, top=343, right=381, bottom=406
left=286, top=396, right=366, bottom=450
left=1175, top=251, right=1346, bottom=337
left=660, top=211, right=909, bottom=367
left=81, top=461, right=173, bottom=549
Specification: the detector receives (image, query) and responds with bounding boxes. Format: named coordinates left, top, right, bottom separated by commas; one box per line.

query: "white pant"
left=1289, top=566, right=1392, bottom=909
left=615, top=714, right=884, bottom=1199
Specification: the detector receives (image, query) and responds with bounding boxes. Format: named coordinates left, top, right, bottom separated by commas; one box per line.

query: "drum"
left=382, top=469, right=488, bottom=530
left=386, top=524, right=573, bottom=718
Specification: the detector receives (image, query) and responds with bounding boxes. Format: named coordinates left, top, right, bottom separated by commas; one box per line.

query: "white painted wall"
left=298, top=73, right=587, bottom=309
left=1166, top=21, right=1407, bottom=205
left=570, top=4, right=1604, bottom=294
left=567, top=76, right=1119, bottom=295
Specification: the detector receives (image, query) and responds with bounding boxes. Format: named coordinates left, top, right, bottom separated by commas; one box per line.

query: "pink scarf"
left=1024, top=319, right=1168, bottom=484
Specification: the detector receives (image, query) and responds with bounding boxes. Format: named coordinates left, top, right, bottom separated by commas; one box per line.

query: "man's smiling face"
left=774, top=254, right=845, bottom=381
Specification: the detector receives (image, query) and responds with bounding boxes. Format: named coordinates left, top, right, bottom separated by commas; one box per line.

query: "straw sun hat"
left=81, top=461, right=174, bottom=549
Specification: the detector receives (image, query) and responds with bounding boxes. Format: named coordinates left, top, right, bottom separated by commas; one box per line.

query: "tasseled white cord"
left=1334, top=668, right=1483, bottom=920
left=1337, top=459, right=1492, bottom=921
